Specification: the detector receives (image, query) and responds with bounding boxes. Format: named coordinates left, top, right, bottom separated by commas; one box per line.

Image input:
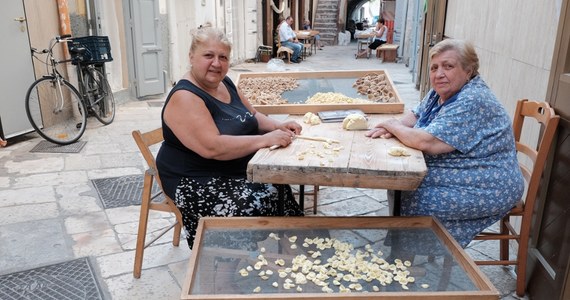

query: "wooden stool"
left=376, top=44, right=399, bottom=62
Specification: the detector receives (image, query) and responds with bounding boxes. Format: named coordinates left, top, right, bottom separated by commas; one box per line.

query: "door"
left=417, top=0, right=447, bottom=98
left=527, top=0, right=570, bottom=299
left=225, top=1, right=233, bottom=40
left=0, top=0, right=37, bottom=139
left=131, top=0, right=164, bottom=97
left=230, top=0, right=257, bottom=60
left=244, top=0, right=258, bottom=59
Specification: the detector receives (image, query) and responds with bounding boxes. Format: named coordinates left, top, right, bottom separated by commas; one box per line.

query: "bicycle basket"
left=69, top=36, right=113, bottom=65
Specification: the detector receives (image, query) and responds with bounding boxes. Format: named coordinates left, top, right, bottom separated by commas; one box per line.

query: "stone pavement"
left=0, top=42, right=525, bottom=299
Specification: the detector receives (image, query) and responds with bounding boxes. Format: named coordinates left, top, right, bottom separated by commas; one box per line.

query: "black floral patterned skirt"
left=174, top=176, right=304, bottom=249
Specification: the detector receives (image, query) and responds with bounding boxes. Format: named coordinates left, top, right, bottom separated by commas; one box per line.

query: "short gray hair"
left=190, top=23, right=232, bottom=54
left=430, top=39, right=479, bottom=77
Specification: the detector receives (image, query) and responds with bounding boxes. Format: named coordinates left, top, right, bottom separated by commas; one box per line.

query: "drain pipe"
left=56, top=0, right=72, bottom=36
left=166, top=0, right=179, bottom=87
left=85, top=0, right=93, bottom=35
left=56, top=0, right=78, bottom=87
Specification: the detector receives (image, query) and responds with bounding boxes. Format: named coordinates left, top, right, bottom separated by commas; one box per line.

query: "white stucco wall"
left=444, top=0, right=560, bottom=115
left=166, top=0, right=257, bottom=82
left=167, top=0, right=217, bottom=83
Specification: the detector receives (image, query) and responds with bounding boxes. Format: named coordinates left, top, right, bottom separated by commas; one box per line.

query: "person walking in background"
left=366, top=39, right=524, bottom=248
left=367, top=18, right=388, bottom=58
left=279, top=16, right=304, bottom=63
left=156, top=24, right=304, bottom=249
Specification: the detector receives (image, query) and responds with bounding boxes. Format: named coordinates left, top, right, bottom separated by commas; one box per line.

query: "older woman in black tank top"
left=156, top=24, right=304, bottom=249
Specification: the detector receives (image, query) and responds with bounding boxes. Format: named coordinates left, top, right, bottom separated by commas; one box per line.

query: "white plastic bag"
left=338, top=31, right=351, bottom=46
left=267, top=58, right=286, bottom=71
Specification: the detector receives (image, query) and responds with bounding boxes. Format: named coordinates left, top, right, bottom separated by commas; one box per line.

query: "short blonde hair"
left=430, top=39, right=479, bottom=77
left=189, top=23, right=232, bottom=54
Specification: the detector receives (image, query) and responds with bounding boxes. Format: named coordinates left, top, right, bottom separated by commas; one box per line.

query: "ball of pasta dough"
left=342, top=114, right=368, bottom=130
left=303, top=112, right=321, bottom=125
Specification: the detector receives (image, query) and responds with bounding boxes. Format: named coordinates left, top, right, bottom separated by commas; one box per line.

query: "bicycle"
left=25, top=35, right=115, bottom=145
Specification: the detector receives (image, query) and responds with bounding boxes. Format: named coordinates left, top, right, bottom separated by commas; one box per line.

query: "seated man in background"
left=279, top=16, right=304, bottom=63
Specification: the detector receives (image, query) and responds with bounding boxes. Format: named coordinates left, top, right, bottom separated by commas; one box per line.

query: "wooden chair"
left=301, top=37, right=313, bottom=59
left=132, top=128, right=183, bottom=278
left=276, top=32, right=293, bottom=63
left=473, top=99, right=559, bottom=297
left=297, top=185, right=320, bottom=214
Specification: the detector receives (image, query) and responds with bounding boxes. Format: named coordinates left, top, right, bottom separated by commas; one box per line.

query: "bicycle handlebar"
left=30, top=47, right=48, bottom=54
left=55, top=35, right=72, bottom=43
left=32, top=35, right=73, bottom=55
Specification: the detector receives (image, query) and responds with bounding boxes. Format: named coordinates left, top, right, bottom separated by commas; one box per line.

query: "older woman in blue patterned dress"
left=366, top=39, right=524, bottom=248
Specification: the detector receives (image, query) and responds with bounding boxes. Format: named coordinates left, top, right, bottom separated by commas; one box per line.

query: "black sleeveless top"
left=156, top=77, right=259, bottom=198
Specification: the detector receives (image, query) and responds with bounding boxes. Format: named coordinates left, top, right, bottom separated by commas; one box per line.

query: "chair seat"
left=278, top=46, right=293, bottom=54
left=277, top=46, right=293, bottom=63
left=509, top=200, right=524, bottom=215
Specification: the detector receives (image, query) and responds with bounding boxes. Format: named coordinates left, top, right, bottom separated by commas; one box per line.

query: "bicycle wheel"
left=25, top=76, right=87, bottom=145
left=83, top=67, right=115, bottom=125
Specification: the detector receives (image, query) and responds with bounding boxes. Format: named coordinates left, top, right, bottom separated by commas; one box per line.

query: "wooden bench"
left=376, top=43, right=399, bottom=62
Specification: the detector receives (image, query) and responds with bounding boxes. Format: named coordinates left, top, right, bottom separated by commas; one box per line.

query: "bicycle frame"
left=33, top=37, right=94, bottom=111
left=32, top=37, right=76, bottom=113
left=75, top=63, right=102, bottom=109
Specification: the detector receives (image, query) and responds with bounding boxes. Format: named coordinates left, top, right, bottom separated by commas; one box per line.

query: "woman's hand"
left=276, top=120, right=302, bottom=135
left=264, top=128, right=296, bottom=148
left=365, top=127, right=392, bottom=139
left=365, top=118, right=399, bottom=139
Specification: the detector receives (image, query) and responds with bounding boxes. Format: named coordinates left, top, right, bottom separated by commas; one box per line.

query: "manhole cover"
left=30, top=141, right=87, bottom=153
left=92, top=174, right=163, bottom=209
left=0, top=257, right=103, bottom=300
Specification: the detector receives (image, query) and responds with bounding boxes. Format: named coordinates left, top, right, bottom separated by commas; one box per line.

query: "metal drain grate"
left=0, top=257, right=103, bottom=300
left=30, top=141, right=87, bottom=153
left=92, top=174, right=163, bottom=209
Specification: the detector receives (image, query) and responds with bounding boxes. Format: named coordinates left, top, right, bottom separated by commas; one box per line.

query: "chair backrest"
left=132, top=128, right=182, bottom=279
left=513, top=99, right=559, bottom=209
left=132, top=128, right=165, bottom=188
left=276, top=28, right=284, bottom=48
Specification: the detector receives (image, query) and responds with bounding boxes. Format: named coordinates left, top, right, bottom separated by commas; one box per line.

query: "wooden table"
left=247, top=114, right=427, bottom=212
left=355, top=33, right=375, bottom=58
left=295, top=30, right=319, bottom=57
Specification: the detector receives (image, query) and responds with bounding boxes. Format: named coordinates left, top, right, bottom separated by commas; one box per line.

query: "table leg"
left=277, top=184, right=285, bottom=215
left=299, top=185, right=305, bottom=211
left=393, top=190, right=401, bottom=216
left=312, top=37, right=317, bottom=53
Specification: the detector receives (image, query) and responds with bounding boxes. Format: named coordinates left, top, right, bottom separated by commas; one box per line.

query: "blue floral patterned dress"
left=401, top=75, right=524, bottom=248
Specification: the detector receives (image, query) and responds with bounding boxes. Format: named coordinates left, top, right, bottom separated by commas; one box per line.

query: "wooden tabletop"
left=247, top=114, right=427, bottom=190
left=355, top=33, right=376, bottom=39
left=295, top=30, right=319, bottom=37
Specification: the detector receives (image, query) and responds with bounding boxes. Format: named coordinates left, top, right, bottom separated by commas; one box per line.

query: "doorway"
left=0, top=1, right=47, bottom=139
left=123, top=0, right=165, bottom=98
